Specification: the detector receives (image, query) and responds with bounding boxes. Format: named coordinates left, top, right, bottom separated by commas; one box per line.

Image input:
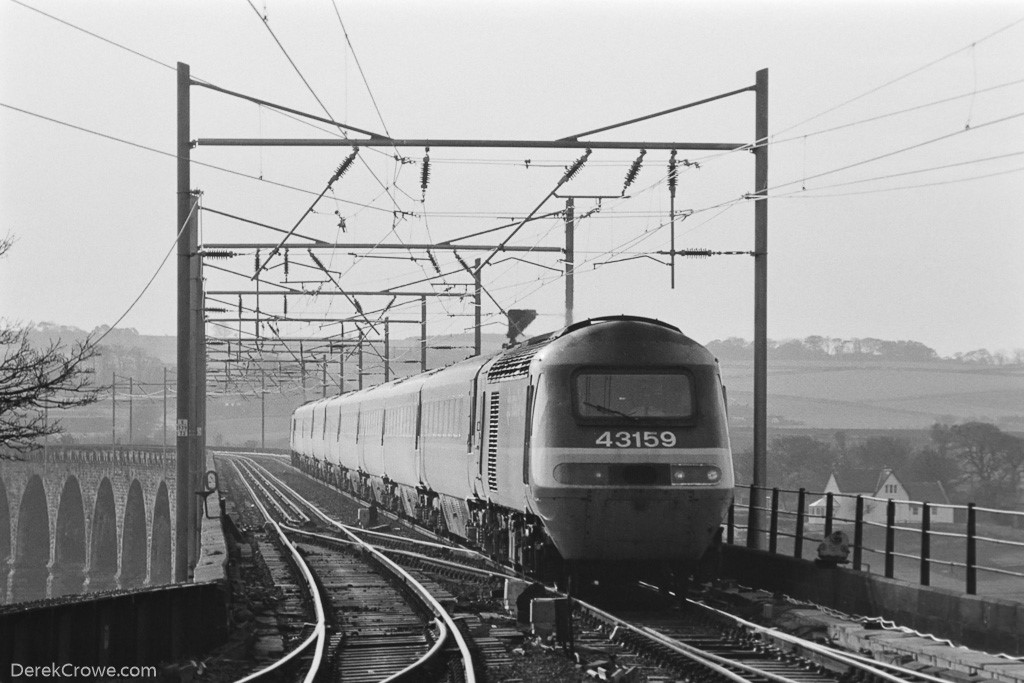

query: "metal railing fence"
left=727, top=484, right=1024, bottom=598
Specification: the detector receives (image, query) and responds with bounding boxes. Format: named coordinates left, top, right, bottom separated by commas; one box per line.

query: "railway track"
left=226, top=456, right=476, bottom=683
left=570, top=584, right=962, bottom=682
left=233, top=453, right=966, bottom=682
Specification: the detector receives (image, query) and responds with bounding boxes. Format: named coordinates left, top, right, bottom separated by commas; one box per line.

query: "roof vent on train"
left=486, top=340, right=552, bottom=382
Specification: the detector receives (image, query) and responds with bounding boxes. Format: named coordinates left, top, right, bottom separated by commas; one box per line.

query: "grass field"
left=721, top=360, right=1024, bottom=430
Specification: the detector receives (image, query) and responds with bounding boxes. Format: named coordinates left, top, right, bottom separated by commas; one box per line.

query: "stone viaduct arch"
left=0, top=446, right=177, bottom=604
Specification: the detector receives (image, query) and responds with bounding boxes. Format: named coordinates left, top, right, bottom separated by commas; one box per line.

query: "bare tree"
left=1, top=235, right=102, bottom=454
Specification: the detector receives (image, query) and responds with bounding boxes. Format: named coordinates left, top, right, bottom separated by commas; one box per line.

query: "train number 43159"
left=595, top=431, right=677, bottom=448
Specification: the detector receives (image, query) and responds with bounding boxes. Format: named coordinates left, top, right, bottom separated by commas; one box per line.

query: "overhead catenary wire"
left=686, top=75, right=1024, bottom=174
left=9, top=0, right=176, bottom=71
left=774, top=14, right=1024, bottom=139
left=89, top=196, right=200, bottom=349
left=0, top=101, right=397, bottom=214
left=771, top=148, right=1024, bottom=196
left=252, top=149, right=359, bottom=279
left=239, top=3, right=455, bottom=317
left=774, top=163, right=1024, bottom=198
left=765, top=108, right=1024, bottom=194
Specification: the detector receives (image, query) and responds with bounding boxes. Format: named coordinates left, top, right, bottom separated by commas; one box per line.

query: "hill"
left=18, top=323, right=1024, bottom=448
left=721, top=359, right=1024, bottom=433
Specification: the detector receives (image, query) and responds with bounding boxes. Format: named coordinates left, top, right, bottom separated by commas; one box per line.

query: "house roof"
left=832, top=469, right=887, bottom=494
left=903, top=481, right=951, bottom=504
left=828, top=468, right=951, bottom=504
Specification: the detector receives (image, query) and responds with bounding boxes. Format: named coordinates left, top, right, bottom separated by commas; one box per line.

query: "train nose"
left=535, top=489, right=732, bottom=561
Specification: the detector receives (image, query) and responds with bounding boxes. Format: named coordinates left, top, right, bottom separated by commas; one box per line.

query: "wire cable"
left=767, top=109, right=1024, bottom=194
left=90, top=197, right=199, bottom=349
left=776, top=164, right=1024, bottom=198
left=9, top=0, right=177, bottom=72
left=0, top=100, right=397, bottom=214
left=774, top=148, right=1024, bottom=194
left=773, top=14, right=1024, bottom=138
left=328, top=0, right=391, bottom=139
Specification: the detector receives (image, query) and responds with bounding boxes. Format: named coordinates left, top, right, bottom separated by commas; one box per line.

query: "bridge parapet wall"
left=721, top=545, right=1024, bottom=656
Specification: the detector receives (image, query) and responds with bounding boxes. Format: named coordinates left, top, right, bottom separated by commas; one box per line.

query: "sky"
left=1, top=0, right=1022, bottom=359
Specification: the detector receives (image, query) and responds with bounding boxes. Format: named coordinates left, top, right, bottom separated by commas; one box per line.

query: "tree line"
left=708, top=336, right=1024, bottom=365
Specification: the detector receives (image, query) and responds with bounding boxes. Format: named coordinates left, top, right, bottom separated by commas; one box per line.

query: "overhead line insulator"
left=668, top=149, right=678, bottom=199
left=561, top=148, right=591, bottom=184
left=622, top=149, right=646, bottom=194
left=420, top=147, right=431, bottom=200
left=202, top=250, right=236, bottom=259
left=330, top=149, right=359, bottom=185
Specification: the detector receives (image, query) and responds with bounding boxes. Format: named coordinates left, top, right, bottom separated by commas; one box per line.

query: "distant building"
left=808, top=468, right=953, bottom=525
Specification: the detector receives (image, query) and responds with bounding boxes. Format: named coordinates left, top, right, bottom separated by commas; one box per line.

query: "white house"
left=808, top=469, right=953, bottom=525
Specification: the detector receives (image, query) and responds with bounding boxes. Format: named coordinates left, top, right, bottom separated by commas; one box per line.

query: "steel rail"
left=688, top=598, right=952, bottom=683
left=241, top=458, right=478, bottom=683
left=243, top=462, right=311, bottom=524
left=234, top=460, right=301, bottom=525
left=227, top=459, right=327, bottom=683
left=637, top=625, right=799, bottom=683
left=374, top=546, right=521, bottom=582
left=282, top=526, right=456, bottom=683
left=571, top=597, right=753, bottom=682
left=350, top=525, right=493, bottom=558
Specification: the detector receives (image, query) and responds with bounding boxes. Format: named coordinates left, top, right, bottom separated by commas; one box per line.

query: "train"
left=290, top=315, right=734, bottom=585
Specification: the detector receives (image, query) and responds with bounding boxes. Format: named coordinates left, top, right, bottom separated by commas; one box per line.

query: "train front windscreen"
left=574, top=370, right=694, bottom=421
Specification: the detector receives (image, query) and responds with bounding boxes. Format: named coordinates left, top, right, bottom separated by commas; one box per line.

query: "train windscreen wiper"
left=583, top=401, right=638, bottom=421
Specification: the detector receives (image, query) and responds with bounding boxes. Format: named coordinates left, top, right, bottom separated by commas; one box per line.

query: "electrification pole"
left=473, top=258, right=482, bottom=356
left=564, top=198, right=574, bottom=327
left=128, top=376, right=133, bottom=445
left=751, top=68, right=769, bottom=549
left=358, top=338, right=364, bottom=390
left=339, top=322, right=345, bottom=394
left=111, top=372, right=116, bottom=446
left=175, top=61, right=194, bottom=582
left=384, top=319, right=391, bottom=382
left=420, top=296, right=427, bottom=372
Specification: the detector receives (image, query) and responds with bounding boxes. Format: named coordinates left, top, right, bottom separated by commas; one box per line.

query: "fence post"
left=726, top=500, right=735, bottom=545
left=746, top=483, right=758, bottom=549
left=920, top=502, right=931, bottom=586
left=966, top=503, right=977, bottom=595
left=794, top=488, right=806, bottom=560
left=768, top=488, right=779, bottom=554
left=824, top=492, right=834, bottom=537
left=885, top=499, right=896, bottom=578
left=853, top=495, right=864, bottom=571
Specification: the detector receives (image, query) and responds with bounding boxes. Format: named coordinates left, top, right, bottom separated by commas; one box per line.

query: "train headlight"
left=670, top=465, right=722, bottom=486
left=553, top=463, right=607, bottom=485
